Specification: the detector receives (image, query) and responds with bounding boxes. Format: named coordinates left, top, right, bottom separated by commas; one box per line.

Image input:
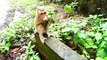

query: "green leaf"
left=29, top=57, right=33, bottom=60
left=89, top=15, right=97, bottom=19
left=79, top=39, right=87, bottom=47
left=87, top=38, right=94, bottom=46
left=28, top=41, right=32, bottom=47
left=87, top=31, right=95, bottom=37
left=101, top=22, right=107, bottom=30
left=92, top=45, right=98, bottom=48
left=62, top=27, right=72, bottom=32
left=65, top=36, right=72, bottom=40
left=96, top=57, right=104, bottom=60
left=6, top=42, right=11, bottom=47
left=103, top=30, right=107, bottom=36
left=95, top=33, right=102, bottom=41
left=34, top=55, right=41, bottom=60
left=104, top=37, right=107, bottom=41
left=71, top=27, right=79, bottom=33
left=79, top=21, right=87, bottom=26
left=82, top=48, right=90, bottom=58
left=97, top=49, right=107, bottom=58
left=98, top=41, right=106, bottom=48
left=73, top=36, right=79, bottom=44
left=104, top=57, right=107, bottom=60
left=30, top=45, right=35, bottom=49
left=78, top=30, right=87, bottom=39
left=64, top=5, right=71, bottom=13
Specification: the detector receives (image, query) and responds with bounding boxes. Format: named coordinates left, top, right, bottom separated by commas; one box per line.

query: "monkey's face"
left=37, top=6, right=48, bottom=21
left=39, top=11, right=48, bottom=21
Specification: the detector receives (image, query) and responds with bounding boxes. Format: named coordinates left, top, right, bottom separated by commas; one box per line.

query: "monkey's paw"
left=41, top=38, right=47, bottom=43
left=48, top=34, right=53, bottom=37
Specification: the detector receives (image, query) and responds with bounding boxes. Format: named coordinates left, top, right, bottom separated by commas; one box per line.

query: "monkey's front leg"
left=45, top=24, right=53, bottom=37
left=39, top=32, right=47, bottom=43
left=37, top=25, right=47, bottom=43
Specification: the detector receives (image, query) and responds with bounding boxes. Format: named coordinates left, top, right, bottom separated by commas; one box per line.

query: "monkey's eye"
left=40, top=13, right=44, bottom=15
left=40, top=12, right=46, bottom=15
left=43, top=12, right=46, bottom=14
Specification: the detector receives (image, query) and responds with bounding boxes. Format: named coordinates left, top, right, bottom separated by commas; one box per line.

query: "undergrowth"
left=0, top=0, right=107, bottom=60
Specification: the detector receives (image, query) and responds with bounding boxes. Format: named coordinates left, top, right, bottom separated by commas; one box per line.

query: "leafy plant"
left=0, top=18, right=34, bottom=53
left=21, top=41, right=40, bottom=60
left=64, top=2, right=78, bottom=14
left=45, top=5, right=57, bottom=23
left=0, top=0, right=40, bottom=59
left=49, top=15, right=107, bottom=59
left=0, top=40, right=11, bottom=53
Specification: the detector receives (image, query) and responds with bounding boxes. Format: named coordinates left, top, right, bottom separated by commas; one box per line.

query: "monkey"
left=34, top=6, right=52, bottom=43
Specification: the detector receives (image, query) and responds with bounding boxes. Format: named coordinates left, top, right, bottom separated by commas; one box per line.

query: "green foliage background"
left=0, top=0, right=107, bottom=60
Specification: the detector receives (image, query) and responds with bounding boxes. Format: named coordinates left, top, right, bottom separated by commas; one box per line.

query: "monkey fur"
left=34, top=6, right=52, bottom=43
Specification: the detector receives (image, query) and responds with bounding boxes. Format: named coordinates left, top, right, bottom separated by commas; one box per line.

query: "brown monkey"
left=34, top=6, right=52, bottom=43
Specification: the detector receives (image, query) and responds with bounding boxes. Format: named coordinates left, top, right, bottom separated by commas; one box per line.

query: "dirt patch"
left=0, top=43, right=27, bottom=60
left=0, top=9, right=15, bottom=31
